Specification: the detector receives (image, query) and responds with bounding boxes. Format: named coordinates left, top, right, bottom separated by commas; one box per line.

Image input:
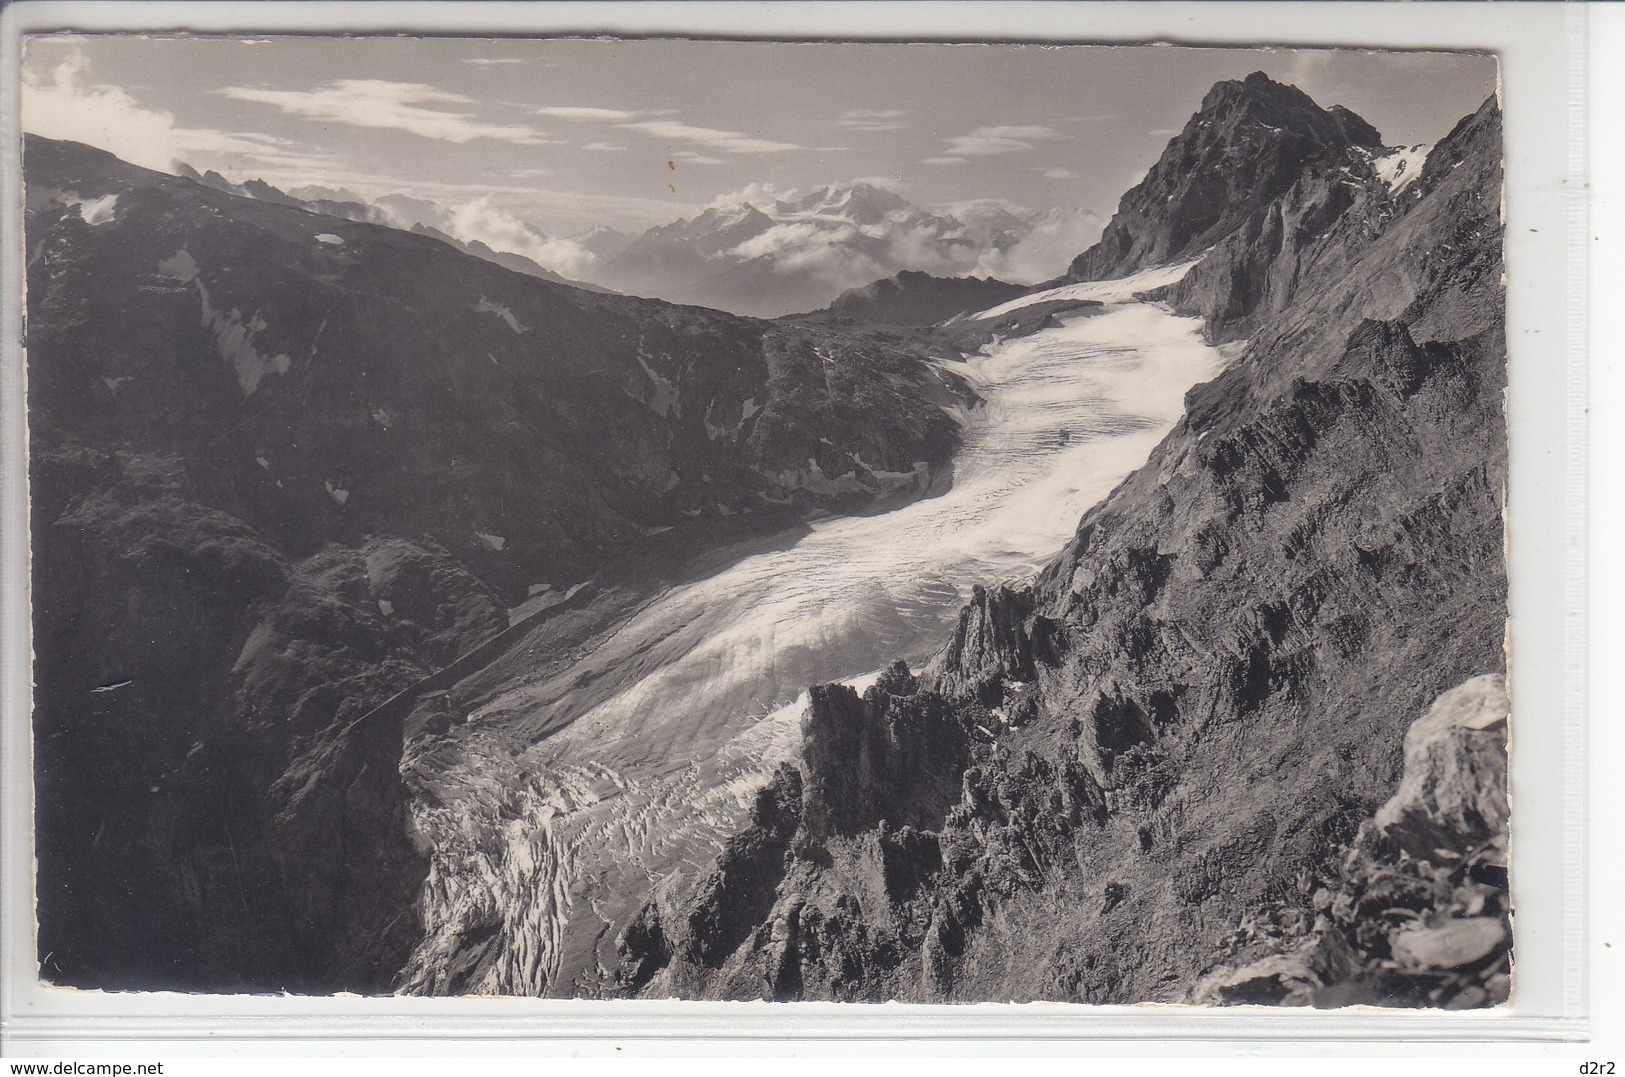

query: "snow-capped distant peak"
left=1372, top=144, right=1432, bottom=194
left=713, top=203, right=758, bottom=225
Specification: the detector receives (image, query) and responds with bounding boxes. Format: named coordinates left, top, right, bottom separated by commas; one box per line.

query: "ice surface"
left=970, top=255, right=1206, bottom=321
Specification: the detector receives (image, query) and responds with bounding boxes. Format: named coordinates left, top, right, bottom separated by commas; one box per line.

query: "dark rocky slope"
left=614, top=94, right=1506, bottom=1003
left=815, top=271, right=1029, bottom=328
left=25, top=135, right=967, bottom=991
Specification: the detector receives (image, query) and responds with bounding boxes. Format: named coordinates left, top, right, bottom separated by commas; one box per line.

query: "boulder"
left=1367, top=672, right=1509, bottom=861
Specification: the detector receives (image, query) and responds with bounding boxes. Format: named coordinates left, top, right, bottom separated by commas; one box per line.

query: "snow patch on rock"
left=76, top=193, right=119, bottom=226
left=634, top=351, right=681, bottom=418
left=476, top=297, right=528, bottom=333
left=1373, top=144, right=1432, bottom=195
left=195, top=280, right=293, bottom=397
left=158, top=249, right=199, bottom=282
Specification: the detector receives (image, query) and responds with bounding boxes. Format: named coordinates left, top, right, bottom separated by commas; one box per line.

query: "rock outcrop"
left=614, top=90, right=1507, bottom=1004
left=818, top=271, right=1030, bottom=327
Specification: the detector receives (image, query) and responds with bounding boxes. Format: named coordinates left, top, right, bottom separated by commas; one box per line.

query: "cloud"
left=714, top=189, right=1099, bottom=293
left=582, top=142, right=626, bottom=152
left=617, top=119, right=799, bottom=155
left=220, top=79, right=552, bottom=144
left=444, top=197, right=630, bottom=279
left=450, top=197, right=548, bottom=253
left=670, top=151, right=727, bottom=166
left=838, top=109, right=908, bottom=132
left=1039, top=167, right=1078, bottom=180
left=729, top=220, right=887, bottom=285
left=977, top=124, right=1062, bottom=141
left=921, top=156, right=967, bottom=166
left=936, top=123, right=1062, bottom=158
left=536, top=105, right=640, bottom=123
left=466, top=58, right=526, bottom=66
left=850, top=174, right=907, bottom=192
left=21, top=50, right=335, bottom=175
left=970, top=207, right=1104, bottom=284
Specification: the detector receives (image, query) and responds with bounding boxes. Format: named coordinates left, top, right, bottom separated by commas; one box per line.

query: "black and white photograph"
left=16, top=32, right=1514, bottom=1008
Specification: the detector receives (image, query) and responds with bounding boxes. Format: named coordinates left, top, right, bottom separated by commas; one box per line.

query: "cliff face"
left=25, top=136, right=969, bottom=991
left=616, top=95, right=1506, bottom=1003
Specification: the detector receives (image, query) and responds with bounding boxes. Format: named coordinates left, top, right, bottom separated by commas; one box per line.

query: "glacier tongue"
left=397, top=296, right=1225, bottom=997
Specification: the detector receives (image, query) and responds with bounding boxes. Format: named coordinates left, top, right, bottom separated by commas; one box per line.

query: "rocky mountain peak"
left=776, top=181, right=914, bottom=224
left=1202, top=71, right=1383, bottom=148
left=1069, top=73, right=1385, bottom=281
left=640, top=202, right=775, bottom=250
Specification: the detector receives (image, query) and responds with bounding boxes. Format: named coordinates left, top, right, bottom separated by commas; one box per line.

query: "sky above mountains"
left=21, top=35, right=1496, bottom=237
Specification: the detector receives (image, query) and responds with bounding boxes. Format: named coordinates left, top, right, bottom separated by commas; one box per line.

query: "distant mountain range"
left=584, top=183, right=1096, bottom=317
left=169, top=164, right=1098, bottom=319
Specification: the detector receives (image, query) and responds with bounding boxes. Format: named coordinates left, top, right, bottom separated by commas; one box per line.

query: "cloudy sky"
left=21, top=35, right=1497, bottom=238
